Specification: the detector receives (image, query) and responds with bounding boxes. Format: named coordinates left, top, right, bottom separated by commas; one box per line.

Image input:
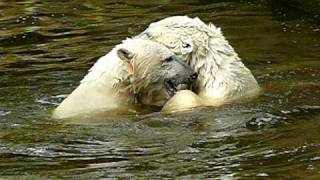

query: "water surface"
left=1, top=0, right=320, bottom=179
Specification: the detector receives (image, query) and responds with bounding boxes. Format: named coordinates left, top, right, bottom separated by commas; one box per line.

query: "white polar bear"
left=137, top=16, right=260, bottom=108
left=53, top=38, right=196, bottom=119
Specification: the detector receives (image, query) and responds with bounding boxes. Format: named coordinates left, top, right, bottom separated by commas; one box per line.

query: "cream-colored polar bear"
left=137, top=16, right=260, bottom=109
left=53, top=38, right=196, bottom=119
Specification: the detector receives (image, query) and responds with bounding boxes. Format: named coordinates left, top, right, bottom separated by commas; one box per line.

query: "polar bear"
left=137, top=16, right=260, bottom=107
left=53, top=38, right=197, bottom=119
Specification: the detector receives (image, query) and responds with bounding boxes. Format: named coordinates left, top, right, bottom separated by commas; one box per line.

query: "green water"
left=1, top=0, right=320, bottom=179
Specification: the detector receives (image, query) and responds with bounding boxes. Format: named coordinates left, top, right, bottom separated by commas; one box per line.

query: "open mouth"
left=164, top=80, right=189, bottom=97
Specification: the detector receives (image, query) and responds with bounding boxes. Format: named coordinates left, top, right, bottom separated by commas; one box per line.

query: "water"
left=1, top=0, right=320, bottom=179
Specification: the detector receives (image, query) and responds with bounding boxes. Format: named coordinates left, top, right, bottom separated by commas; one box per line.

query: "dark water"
left=1, top=0, right=320, bottom=179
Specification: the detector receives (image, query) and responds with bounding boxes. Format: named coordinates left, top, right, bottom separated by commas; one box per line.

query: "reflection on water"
left=1, top=0, right=320, bottom=179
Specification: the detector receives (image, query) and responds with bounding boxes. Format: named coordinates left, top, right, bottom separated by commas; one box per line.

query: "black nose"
left=190, top=73, right=197, bottom=81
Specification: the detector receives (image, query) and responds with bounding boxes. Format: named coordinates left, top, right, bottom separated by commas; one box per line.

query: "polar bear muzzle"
left=163, top=56, right=197, bottom=97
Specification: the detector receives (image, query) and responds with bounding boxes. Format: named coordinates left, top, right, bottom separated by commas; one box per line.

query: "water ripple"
left=0, top=0, right=320, bottom=179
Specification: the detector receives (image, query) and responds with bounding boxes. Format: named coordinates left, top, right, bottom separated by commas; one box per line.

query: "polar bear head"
left=114, top=39, right=198, bottom=106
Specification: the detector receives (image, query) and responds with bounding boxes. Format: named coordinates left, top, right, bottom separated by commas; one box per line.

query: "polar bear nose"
left=190, top=73, right=198, bottom=81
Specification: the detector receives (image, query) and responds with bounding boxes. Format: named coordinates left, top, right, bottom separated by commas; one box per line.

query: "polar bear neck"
left=189, top=24, right=259, bottom=101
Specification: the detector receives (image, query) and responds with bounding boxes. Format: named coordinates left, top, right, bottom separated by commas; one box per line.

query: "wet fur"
left=53, top=39, right=180, bottom=118
left=137, top=16, right=260, bottom=106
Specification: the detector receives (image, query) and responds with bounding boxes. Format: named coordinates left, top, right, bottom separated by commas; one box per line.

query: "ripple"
left=0, top=32, right=49, bottom=47
left=34, top=94, right=68, bottom=106
left=0, top=110, right=11, bottom=116
left=246, top=112, right=288, bottom=129
left=256, top=173, right=269, bottom=177
left=0, top=0, right=320, bottom=179
left=178, top=146, right=201, bottom=154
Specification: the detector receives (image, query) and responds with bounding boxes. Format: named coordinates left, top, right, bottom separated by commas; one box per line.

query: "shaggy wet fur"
left=137, top=16, right=260, bottom=105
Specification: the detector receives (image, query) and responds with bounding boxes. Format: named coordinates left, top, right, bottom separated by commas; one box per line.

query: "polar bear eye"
left=164, top=57, right=173, bottom=62
left=182, top=43, right=191, bottom=48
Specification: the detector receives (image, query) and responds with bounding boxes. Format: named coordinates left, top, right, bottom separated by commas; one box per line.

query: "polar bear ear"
left=117, top=48, right=134, bottom=62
